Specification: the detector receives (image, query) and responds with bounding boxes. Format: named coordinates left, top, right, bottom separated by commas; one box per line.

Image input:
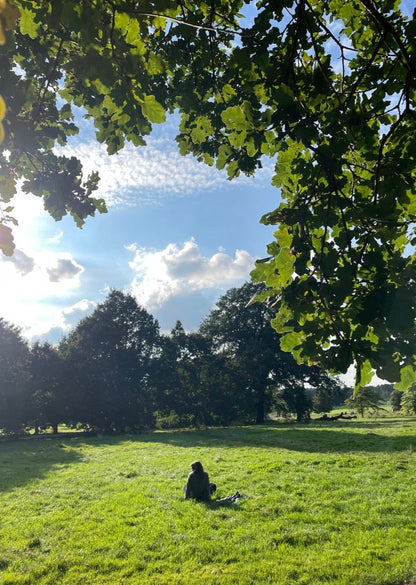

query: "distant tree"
left=276, top=364, right=341, bottom=422
left=60, top=290, right=161, bottom=433
left=312, top=377, right=349, bottom=414
left=275, top=383, right=312, bottom=423
left=154, top=321, right=239, bottom=428
left=154, top=323, right=205, bottom=428
left=312, top=387, right=334, bottom=415
left=200, top=282, right=341, bottom=424
left=401, top=386, right=416, bottom=415
left=368, top=384, right=394, bottom=403
left=390, top=389, right=403, bottom=412
left=199, top=283, right=284, bottom=424
left=333, top=384, right=352, bottom=408
left=345, top=386, right=384, bottom=417
left=0, top=317, right=31, bottom=434
left=29, top=342, right=65, bottom=433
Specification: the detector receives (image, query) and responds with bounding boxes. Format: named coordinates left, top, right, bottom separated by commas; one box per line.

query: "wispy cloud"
left=61, top=119, right=274, bottom=208
left=48, top=231, right=64, bottom=244
left=127, top=238, right=255, bottom=310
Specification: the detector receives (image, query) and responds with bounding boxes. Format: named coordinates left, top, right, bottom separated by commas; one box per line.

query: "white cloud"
left=0, top=252, right=85, bottom=339
left=29, top=299, right=98, bottom=345
left=2, top=249, right=35, bottom=275
left=127, top=238, right=255, bottom=310
left=61, top=128, right=274, bottom=208
left=0, top=196, right=87, bottom=339
left=63, top=299, right=97, bottom=315
left=48, top=231, right=64, bottom=244
left=46, top=257, right=83, bottom=282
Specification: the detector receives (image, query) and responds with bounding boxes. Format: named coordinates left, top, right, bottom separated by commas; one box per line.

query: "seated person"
left=184, top=461, right=216, bottom=501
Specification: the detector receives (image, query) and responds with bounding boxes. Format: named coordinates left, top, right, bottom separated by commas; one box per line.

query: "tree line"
left=1, top=282, right=353, bottom=436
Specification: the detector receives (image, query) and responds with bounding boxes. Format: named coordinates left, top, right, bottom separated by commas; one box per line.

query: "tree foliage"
left=0, top=317, right=30, bottom=433
left=389, top=388, right=403, bottom=412
left=0, top=284, right=346, bottom=434
left=59, top=290, right=161, bottom=432
left=345, top=385, right=384, bottom=417
left=401, top=384, right=416, bottom=414
left=155, top=321, right=240, bottom=427
left=200, top=282, right=339, bottom=423
left=29, top=341, right=65, bottom=433
left=2, top=1, right=416, bottom=387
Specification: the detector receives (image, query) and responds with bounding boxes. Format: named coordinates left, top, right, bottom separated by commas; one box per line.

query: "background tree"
left=200, top=282, right=341, bottom=424
left=345, top=386, right=384, bottom=417
left=311, top=378, right=350, bottom=415
left=390, top=388, right=403, bottom=412
left=154, top=321, right=239, bottom=428
left=275, top=363, right=341, bottom=422
left=60, top=290, right=161, bottom=433
left=370, top=384, right=394, bottom=403
left=154, top=322, right=205, bottom=428
left=401, top=385, right=416, bottom=415
left=0, top=317, right=31, bottom=433
left=29, top=341, right=65, bottom=433
left=199, top=282, right=284, bottom=424
left=312, top=386, right=335, bottom=416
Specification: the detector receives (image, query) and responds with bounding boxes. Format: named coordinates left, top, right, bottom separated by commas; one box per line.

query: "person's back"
left=184, top=461, right=211, bottom=501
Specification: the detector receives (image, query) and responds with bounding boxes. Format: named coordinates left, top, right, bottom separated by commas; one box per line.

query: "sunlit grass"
left=1, top=418, right=416, bottom=584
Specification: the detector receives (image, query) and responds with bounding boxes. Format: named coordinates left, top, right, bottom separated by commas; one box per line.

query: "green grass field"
left=1, top=417, right=416, bottom=585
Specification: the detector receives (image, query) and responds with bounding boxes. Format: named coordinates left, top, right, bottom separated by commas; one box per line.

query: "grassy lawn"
left=1, top=417, right=416, bottom=584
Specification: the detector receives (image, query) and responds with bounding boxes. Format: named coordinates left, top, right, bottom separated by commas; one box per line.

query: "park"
left=1, top=2, right=416, bottom=584
left=1, top=417, right=415, bottom=584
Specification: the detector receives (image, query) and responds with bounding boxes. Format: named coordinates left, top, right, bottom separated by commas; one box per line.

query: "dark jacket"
left=185, top=470, right=211, bottom=501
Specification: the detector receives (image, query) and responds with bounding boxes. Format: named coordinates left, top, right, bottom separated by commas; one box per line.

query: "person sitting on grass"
left=184, top=461, right=216, bottom=501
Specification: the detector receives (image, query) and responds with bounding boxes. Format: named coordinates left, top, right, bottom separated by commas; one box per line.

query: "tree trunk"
left=255, top=399, right=265, bottom=424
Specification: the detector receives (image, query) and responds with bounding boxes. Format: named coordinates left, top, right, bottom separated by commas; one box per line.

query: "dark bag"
left=216, top=491, right=241, bottom=503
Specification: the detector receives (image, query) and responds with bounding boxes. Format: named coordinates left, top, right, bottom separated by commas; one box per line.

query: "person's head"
left=190, top=460, right=204, bottom=474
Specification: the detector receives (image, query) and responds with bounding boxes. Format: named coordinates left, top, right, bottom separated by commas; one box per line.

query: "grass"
left=1, top=417, right=416, bottom=584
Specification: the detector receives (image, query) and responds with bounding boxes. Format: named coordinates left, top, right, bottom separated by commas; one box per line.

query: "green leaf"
left=190, top=116, right=214, bottom=143
left=395, top=365, right=416, bottom=392
left=275, top=247, right=295, bottom=286
left=280, top=331, right=302, bottom=353
left=140, top=95, right=166, bottom=124
left=147, top=52, right=165, bottom=75
left=18, top=8, right=39, bottom=39
left=355, top=360, right=374, bottom=392
left=221, top=105, right=252, bottom=131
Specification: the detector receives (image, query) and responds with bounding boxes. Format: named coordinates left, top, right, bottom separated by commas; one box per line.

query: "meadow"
left=1, top=417, right=416, bottom=585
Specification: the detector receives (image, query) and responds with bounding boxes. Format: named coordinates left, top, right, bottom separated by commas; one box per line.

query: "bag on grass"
left=216, top=491, right=241, bottom=504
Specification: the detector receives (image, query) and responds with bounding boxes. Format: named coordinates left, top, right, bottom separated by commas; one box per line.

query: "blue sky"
left=0, top=113, right=278, bottom=343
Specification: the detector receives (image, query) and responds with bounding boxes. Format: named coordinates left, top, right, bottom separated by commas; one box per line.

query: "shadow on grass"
left=85, top=418, right=416, bottom=455
left=204, top=499, right=244, bottom=511
left=0, top=438, right=83, bottom=494
left=2, top=419, right=415, bottom=493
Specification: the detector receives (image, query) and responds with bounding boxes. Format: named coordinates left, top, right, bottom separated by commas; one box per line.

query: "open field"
left=1, top=418, right=416, bottom=585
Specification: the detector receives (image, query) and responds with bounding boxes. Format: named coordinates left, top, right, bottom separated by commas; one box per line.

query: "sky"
left=0, top=113, right=278, bottom=345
